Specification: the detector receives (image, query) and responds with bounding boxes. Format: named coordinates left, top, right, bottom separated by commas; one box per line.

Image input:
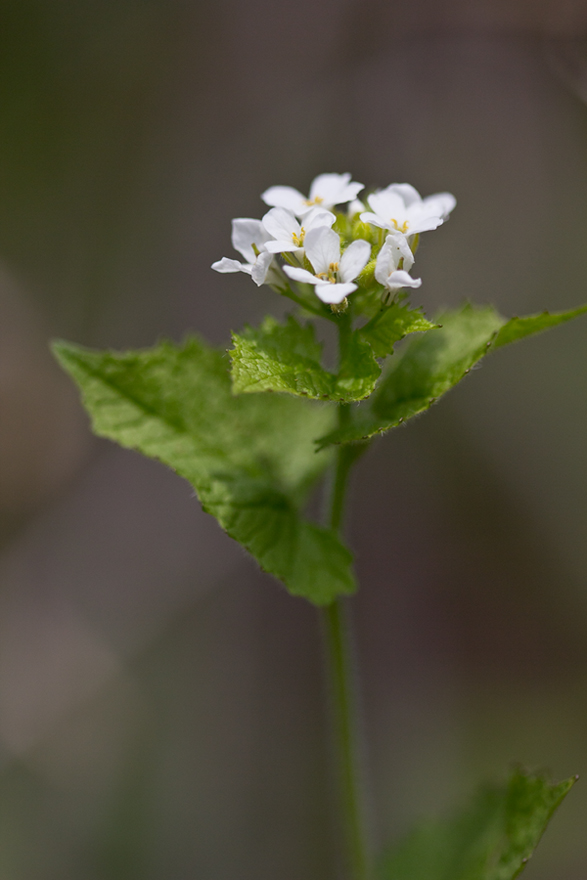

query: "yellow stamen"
left=317, top=261, right=339, bottom=283
left=304, top=196, right=324, bottom=206
left=292, top=227, right=305, bottom=247
left=390, top=218, right=409, bottom=233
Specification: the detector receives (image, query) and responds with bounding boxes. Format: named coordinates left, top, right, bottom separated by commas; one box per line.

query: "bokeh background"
left=2, top=1, right=587, bottom=877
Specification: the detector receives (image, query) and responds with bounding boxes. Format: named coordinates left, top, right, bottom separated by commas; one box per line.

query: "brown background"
left=1, top=1, right=587, bottom=877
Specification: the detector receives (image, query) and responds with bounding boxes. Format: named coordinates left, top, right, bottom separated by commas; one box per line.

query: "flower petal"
left=283, top=265, right=319, bottom=285
left=347, top=199, right=365, bottom=217
left=303, top=208, right=336, bottom=231
left=314, top=282, right=357, bottom=304
left=308, top=173, right=350, bottom=203
left=375, top=233, right=417, bottom=285
left=265, top=240, right=299, bottom=254
left=384, top=270, right=422, bottom=291
left=338, top=239, right=371, bottom=283
left=211, top=257, right=251, bottom=275
left=303, top=227, right=341, bottom=275
left=261, top=185, right=307, bottom=215
left=379, top=232, right=414, bottom=275
left=359, top=211, right=389, bottom=230
left=308, top=173, right=363, bottom=209
left=422, top=192, right=456, bottom=219
left=386, top=183, right=421, bottom=207
left=393, top=232, right=415, bottom=270
left=231, top=218, right=271, bottom=262
left=341, top=181, right=365, bottom=203
left=367, top=189, right=408, bottom=222
left=404, top=214, right=444, bottom=235
left=251, top=252, right=274, bottom=286
left=374, top=241, right=393, bottom=286
left=262, top=207, right=299, bottom=243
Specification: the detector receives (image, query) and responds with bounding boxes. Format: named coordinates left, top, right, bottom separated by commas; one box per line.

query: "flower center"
left=292, top=227, right=306, bottom=247
left=390, top=218, right=409, bottom=233
left=304, top=196, right=324, bottom=206
left=317, top=261, right=339, bottom=283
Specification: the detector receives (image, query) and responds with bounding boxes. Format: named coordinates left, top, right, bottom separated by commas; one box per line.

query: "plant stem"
left=321, top=314, right=373, bottom=880
left=323, top=596, right=371, bottom=880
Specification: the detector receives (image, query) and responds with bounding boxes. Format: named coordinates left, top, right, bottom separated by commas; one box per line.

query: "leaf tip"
left=50, top=338, right=83, bottom=370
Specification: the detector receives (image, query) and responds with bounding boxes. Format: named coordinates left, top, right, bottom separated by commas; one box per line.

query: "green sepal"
left=379, top=770, right=576, bottom=880
left=317, top=302, right=587, bottom=448
left=359, top=301, right=438, bottom=358
left=53, top=336, right=356, bottom=605
left=230, top=315, right=381, bottom=402
left=356, top=257, right=377, bottom=289
left=332, top=212, right=351, bottom=239
left=352, top=217, right=377, bottom=244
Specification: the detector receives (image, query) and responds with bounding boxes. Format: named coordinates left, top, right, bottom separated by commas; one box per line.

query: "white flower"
left=375, top=233, right=422, bottom=292
left=262, top=206, right=336, bottom=254
left=211, top=218, right=275, bottom=286
left=361, top=183, right=456, bottom=236
left=262, top=173, right=364, bottom=218
left=347, top=198, right=366, bottom=217
left=283, top=227, right=371, bottom=305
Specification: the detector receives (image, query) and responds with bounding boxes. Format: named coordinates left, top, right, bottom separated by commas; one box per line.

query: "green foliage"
left=230, top=315, right=381, bottom=402
left=380, top=770, right=576, bottom=880
left=491, top=307, right=587, bottom=349
left=359, top=301, right=438, bottom=358
left=53, top=336, right=356, bottom=605
left=318, top=303, right=587, bottom=448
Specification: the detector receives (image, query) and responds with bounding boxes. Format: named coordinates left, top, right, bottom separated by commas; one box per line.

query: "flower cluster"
left=212, top=173, right=455, bottom=309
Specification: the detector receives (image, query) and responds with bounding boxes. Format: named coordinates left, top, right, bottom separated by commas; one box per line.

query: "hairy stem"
left=321, top=315, right=372, bottom=880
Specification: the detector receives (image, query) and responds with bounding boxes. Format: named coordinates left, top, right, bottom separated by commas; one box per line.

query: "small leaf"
left=231, top=316, right=332, bottom=398
left=359, top=301, right=438, bottom=358
left=318, top=302, right=587, bottom=448
left=230, top=315, right=380, bottom=402
left=380, top=770, right=576, bottom=880
left=53, top=336, right=355, bottom=605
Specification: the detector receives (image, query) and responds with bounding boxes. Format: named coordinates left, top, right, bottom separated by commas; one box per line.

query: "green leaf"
left=318, top=302, right=587, bottom=448
left=491, top=305, right=587, bottom=349
left=380, top=770, right=576, bottom=880
left=230, top=315, right=380, bottom=402
left=336, top=331, right=382, bottom=398
left=53, top=336, right=354, bottom=606
left=359, top=301, right=438, bottom=358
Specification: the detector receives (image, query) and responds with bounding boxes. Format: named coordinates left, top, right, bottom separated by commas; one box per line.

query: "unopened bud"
left=330, top=298, right=349, bottom=314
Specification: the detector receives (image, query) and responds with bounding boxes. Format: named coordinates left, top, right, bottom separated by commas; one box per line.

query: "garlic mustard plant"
left=54, top=171, right=586, bottom=880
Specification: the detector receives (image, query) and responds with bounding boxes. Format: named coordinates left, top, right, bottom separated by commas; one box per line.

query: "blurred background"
left=1, top=1, right=587, bottom=877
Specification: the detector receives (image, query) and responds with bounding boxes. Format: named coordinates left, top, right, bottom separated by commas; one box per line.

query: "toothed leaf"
left=53, top=336, right=355, bottom=605
left=230, top=315, right=380, bottom=402
left=318, top=303, right=587, bottom=448
left=359, top=301, right=438, bottom=358
left=380, top=770, right=576, bottom=880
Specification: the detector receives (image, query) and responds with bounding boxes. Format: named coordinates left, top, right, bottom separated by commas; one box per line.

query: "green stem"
left=321, top=315, right=373, bottom=880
